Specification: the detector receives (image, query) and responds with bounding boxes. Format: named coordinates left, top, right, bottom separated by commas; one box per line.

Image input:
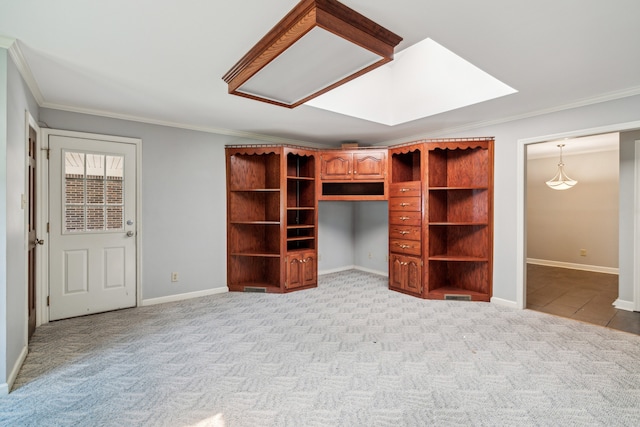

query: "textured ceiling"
left=1, top=0, right=640, bottom=146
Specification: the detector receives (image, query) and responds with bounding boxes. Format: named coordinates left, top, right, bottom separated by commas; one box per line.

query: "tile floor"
left=527, top=263, right=640, bottom=335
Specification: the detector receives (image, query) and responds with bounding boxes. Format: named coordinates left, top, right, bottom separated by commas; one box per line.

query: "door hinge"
left=42, top=148, right=50, bottom=160
left=47, top=222, right=50, bottom=233
left=47, top=296, right=50, bottom=306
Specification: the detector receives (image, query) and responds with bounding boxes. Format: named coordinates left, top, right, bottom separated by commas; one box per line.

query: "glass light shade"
left=546, top=162, right=577, bottom=190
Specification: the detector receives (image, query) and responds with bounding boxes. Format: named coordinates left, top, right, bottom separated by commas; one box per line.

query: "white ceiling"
left=1, top=0, right=640, bottom=147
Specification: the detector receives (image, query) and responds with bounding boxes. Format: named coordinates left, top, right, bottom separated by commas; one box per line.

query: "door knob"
left=126, top=231, right=135, bottom=237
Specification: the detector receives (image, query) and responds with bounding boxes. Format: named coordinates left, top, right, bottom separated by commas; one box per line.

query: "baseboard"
left=490, top=297, right=519, bottom=309
left=2, top=344, right=28, bottom=394
left=318, top=265, right=356, bottom=276
left=527, top=258, right=618, bottom=275
left=354, top=266, right=388, bottom=277
left=141, top=286, right=228, bottom=306
left=614, top=299, right=635, bottom=312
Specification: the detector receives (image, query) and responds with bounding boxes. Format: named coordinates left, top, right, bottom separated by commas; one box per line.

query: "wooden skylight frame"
left=222, top=0, right=402, bottom=108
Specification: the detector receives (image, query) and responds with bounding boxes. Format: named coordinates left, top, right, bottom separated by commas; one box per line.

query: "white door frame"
left=39, top=129, right=142, bottom=324
left=24, top=112, right=41, bottom=330
left=516, top=120, right=640, bottom=310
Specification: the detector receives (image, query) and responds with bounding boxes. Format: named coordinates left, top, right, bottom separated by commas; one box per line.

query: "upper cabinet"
left=318, top=149, right=387, bottom=200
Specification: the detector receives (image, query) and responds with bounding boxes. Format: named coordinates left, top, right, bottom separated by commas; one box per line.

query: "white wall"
left=527, top=149, right=619, bottom=269
left=438, top=93, right=640, bottom=303
left=618, top=130, right=640, bottom=303
left=1, top=49, right=40, bottom=393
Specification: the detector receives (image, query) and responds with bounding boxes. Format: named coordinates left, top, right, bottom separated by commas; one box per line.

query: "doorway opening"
left=516, top=121, right=640, bottom=334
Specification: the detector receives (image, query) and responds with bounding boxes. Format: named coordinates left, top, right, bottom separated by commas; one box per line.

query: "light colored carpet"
left=2, top=269, right=640, bottom=426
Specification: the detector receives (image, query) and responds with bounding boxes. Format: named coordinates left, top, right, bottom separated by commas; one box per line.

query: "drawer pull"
left=400, top=188, right=410, bottom=192
left=400, top=203, right=410, bottom=207
left=399, top=216, right=409, bottom=221
left=399, top=231, right=409, bottom=235
left=395, top=243, right=411, bottom=249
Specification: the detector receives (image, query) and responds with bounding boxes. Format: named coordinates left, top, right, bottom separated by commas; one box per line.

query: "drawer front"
left=389, top=182, right=421, bottom=198
left=390, top=239, right=421, bottom=256
left=389, top=211, right=422, bottom=226
left=389, top=196, right=421, bottom=212
left=389, top=225, right=421, bottom=241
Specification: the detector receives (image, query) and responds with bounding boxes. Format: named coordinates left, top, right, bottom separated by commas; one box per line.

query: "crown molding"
left=2, top=38, right=46, bottom=105
left=380, top=85, right=640, bottom=146
left=40, top=100, right=324, bottom=147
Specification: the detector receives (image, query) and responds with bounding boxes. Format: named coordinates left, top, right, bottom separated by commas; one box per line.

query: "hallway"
left=527, top=264, right=640, bottom=335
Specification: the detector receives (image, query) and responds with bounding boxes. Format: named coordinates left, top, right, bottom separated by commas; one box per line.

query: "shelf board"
left=230, top=221, right=280, bottom=225
left=286, top=207, right=315, bottom=211
left=287, top=236, right=315, bottom=242
left=229, top=188, right=280, bottom=192
left=230, top=252, right=281, bottom=258
left=229, top=282, right=282, bottom=292
left=429, top=255, right=488, bottom=262
left=287, top=225, right=315, bottom=229
left=287, top=176, right=315, bottom=181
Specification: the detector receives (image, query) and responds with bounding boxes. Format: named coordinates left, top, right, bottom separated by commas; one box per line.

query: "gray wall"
left=619, top=130, right=640, bottom=302
left=39, top=109, right=249, bottom=301
left=317, top=201, right=354, bottom=273
left=2, top=50, right=40, bottom=392
left=353, top=201, right=388, bottom=275
left=439, top=94, right=640, bottom=303
left=527, top=149, right=619, bottom=269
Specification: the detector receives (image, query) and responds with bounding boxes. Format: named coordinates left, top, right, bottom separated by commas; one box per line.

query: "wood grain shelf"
left=429, top=255, right=489, bottom=262
left=230, top=252, right=281, bottom=257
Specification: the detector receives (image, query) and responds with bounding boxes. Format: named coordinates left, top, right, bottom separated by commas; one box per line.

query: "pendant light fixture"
left=545, top=144, right=577, bottom=190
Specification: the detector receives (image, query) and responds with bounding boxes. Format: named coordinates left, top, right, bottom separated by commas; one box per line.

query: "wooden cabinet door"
left=404, top=257, right=422, bottom=294
left=353, top=151, right=385, bottom=180
left=287, top=251, right=316, bottom=289
left=320, top=153, right=352, bottom=180
left=389, top=254, right=422, bottom=295
left=287, top=255, right=304, bottom=289
left=301, top=252, right=317, bottom=287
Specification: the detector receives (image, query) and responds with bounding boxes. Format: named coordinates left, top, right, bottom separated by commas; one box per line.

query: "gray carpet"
left=2, top=270, right=640, bottom=426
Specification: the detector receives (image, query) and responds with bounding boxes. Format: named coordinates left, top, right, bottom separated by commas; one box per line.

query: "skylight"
left=305, top=38, right=517, bottom=126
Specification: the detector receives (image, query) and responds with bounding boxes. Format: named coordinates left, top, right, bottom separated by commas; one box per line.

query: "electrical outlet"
left=580, top=249, right=587, bottom=257
left=171, top=272, right=179, bottom=282
left=318, top=254, right=322, bottom=261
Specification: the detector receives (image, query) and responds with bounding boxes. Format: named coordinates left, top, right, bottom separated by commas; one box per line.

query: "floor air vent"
left=444, top=294, right=472, bottom=301
left=244, top=287, right=266, bottom=293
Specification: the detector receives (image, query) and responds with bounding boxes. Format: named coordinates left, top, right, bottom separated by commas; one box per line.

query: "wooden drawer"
left=389, top=211, right=422, bottom=226
left=389, top=181, right=421, bottom=197
left=389, top=225, right=421, bottom=241
left=389, top=196, right=421, bottom=212
left=390, top=239, right=421, bottom=256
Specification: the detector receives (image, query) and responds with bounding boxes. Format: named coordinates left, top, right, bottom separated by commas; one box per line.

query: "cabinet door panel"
left=389, top=254, right=404, bottom=289
left=321, top=153, right=352, bottom=180
left=353, top=151, right=385, bottom=180
left=405, top=257, right=422, bottom=294
left=286, top=256, right=303, bottom=289
left=302, top=253, right=317, bottom=287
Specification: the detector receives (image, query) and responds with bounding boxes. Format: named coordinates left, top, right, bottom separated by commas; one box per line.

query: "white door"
left=49, top=135, right=137, bottom=320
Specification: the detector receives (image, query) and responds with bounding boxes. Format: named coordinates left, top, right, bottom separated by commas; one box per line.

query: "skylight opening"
left=305, top=38, right=517, bottom=126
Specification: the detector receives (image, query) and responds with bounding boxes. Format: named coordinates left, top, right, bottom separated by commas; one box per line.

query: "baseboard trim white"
left=490, top=297, right=519, bottom=309
left=318, top=265, right=356, bottom=276
left=141, top=287, right=228, bottom=306
left=354, top=266, right=388, bottom=277
left=3, top=344, right=28, bottom=394
left=613, top=299, right=635, bottom=312
left=527, top=258, right=619, bottom=275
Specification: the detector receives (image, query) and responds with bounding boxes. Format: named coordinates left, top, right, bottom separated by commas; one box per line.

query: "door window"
left=64, top=151, right=124, bottom=233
